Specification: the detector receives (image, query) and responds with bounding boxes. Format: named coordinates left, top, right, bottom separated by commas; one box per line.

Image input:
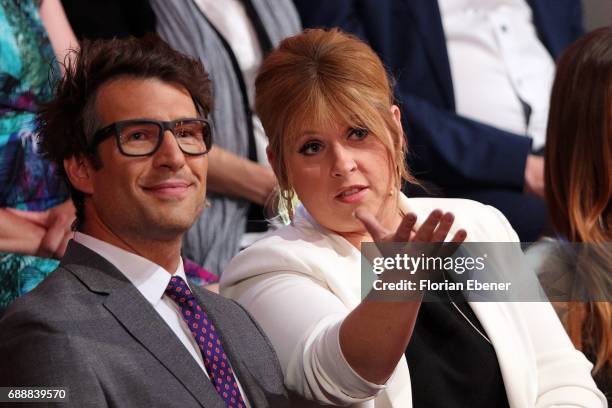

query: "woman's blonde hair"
left=255, top=28, right=416, bottom=217
left=546, top=27, right=612, bottom=376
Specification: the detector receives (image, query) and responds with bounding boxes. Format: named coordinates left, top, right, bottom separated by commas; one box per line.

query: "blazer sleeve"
left=222, top=264, right=388, bottom=405
left=520, top=301, right=607, bottom=407
left=0, top=316, right=107, bottom=406
left=400, top=94, right=532, bottom=189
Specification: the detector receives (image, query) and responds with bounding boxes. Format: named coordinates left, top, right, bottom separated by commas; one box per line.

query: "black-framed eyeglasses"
left=91, top=118, right=213, bottom=157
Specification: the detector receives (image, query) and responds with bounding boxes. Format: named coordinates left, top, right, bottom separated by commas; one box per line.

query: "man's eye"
left=176, top=130, right=195, bottom=138
left=125, top=131, right=151, bottom=142
left=349, top=128, right=369, bottom=140
left=298, top=141, right=323, bottom=155
left=176, top=123, right=204, bottom=140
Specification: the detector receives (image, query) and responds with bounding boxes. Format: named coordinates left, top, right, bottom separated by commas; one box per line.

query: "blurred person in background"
left=532, top=27, right=612, bottom=403
left=0, top=0, right=77, bottom=313
left=150, top=0, right=301, bottom=276
left=60, top=0, right=155, bottom=40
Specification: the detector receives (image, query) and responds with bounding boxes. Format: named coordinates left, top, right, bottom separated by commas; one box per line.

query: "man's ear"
left=64, top=156, right=95, bottom=194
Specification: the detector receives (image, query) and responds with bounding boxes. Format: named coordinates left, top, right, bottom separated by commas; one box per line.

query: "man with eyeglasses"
left=0, top=35, right=289, bottom=407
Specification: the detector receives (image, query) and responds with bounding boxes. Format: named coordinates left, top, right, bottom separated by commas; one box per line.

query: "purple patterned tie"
left=165, top=276, right=246, bottom=408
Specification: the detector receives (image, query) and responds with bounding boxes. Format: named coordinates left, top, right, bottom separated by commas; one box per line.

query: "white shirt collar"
left=73, top=232, right=187, bottom=307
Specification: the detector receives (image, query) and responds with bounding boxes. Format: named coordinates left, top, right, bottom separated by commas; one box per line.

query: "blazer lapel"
left=469, top=302, right=533, bottom=408
left=527, top=0, right=563, bottom=58
left=104, top=287, right=225, bottom=408
left=526, top=0, right=552, bottom=53
left=62, top=241, right=225, bottom=408
left=401, top=0, right=455, bottom=109
left=190, top=286, right=272, bottom=407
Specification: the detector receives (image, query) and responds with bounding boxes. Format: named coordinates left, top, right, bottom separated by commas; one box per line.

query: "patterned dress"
left=0, top=0, right=68, bottom=311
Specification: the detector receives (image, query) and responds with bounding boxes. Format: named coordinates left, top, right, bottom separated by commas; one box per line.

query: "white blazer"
left=221, top=196, right=605, bottom=407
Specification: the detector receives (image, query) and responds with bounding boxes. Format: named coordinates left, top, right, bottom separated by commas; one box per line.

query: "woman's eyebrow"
left=298, top=130, right=320, bottom=136
left=293, top=130, right=320, bottom=144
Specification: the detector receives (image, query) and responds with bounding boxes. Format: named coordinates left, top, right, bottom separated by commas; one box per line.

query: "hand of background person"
left=6, top=200, right=76, bottom=259
left=0, top=209, right=46, bottom=255
left=204, top=283, right=220, bottom=293
left=524, top=154, right=545, bottom=198
left=253, top=165, right=278, bottom=206
left=207, top=146, right=278, bottom=205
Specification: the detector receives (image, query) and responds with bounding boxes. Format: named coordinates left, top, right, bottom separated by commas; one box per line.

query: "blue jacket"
left=294, top=0, right=583, bottom=190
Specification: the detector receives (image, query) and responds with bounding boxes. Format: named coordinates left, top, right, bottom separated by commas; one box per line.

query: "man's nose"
left=152, top=130, right=186, bottom=170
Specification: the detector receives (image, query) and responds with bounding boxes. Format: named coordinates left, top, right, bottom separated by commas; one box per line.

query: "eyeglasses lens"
left=119, top=120, right=209, bottom=155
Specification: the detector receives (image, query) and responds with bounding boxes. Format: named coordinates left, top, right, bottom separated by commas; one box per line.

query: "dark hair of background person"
left=545, top=26, right=612, bottom=379
left=37, top=34, right=212, bottom=229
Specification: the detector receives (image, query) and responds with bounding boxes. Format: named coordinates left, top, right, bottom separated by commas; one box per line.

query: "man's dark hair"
left=37, top=34, right=212, bottom=229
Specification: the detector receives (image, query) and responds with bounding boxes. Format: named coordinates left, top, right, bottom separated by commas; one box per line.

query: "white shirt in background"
left=438, top=0, right=556, bottom=150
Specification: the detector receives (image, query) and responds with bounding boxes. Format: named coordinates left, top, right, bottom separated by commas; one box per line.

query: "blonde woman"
left=220, top=29, right=605, bottom=407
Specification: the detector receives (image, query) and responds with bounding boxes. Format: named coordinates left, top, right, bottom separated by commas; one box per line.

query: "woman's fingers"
left=354, top=208, right=390, bottom=242
left=5, top=208, right=50, bottom=227
left=55, top=230, right=73, bottom=258
left=451, top=229, right=467, bottom=243
left=431, top=212, right=455, bottom=242
left=356, top=208, right=467, bottom=246
left=394, top=212, right=417, bottom=242
left=436, top=228, right=468, bottom=259
left=37, top=209, right=72, bottom=258
left=412, top=209, right=443, bottom=242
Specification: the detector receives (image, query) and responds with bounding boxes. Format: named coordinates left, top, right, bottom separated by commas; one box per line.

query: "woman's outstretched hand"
left=354, top=208, right=467, bottom=245
left=341, top=209, right=467, bottom=385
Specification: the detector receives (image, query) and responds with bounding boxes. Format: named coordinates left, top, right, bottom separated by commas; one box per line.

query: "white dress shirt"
left=439, top=0, right=555, bottom=150
left=74, top=232, right=250, bottom=406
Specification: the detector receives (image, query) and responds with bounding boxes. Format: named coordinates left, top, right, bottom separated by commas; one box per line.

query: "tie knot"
left=165, top=276, right=194, bottom=303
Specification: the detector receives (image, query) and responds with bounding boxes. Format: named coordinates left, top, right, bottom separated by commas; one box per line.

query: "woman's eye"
left=349, top=127, right=369, bottom=140
left=298, top=141, right=323, bottom=155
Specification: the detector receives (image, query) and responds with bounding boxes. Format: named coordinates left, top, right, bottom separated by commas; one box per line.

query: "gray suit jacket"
left=0, top=241, right=289, bottom=407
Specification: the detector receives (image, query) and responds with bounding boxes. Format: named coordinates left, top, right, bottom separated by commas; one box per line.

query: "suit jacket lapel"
left=469, top=302, right=532, bottom=408
left=104, top=286, right=225, bottom=408
left=527, top=0, right=562, bottom=58
left=402, top=0, right=455, bottom=109
left=61, top=241, right=225, bottom=408
left=190, top=286, right=272, bottom=407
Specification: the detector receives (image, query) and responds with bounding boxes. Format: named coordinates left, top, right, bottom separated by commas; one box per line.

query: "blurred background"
left=584, top=0, right=612, bottom=30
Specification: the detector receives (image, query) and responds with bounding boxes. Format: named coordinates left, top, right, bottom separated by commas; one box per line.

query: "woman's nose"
left=330, top=145, right=357, bottom=177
